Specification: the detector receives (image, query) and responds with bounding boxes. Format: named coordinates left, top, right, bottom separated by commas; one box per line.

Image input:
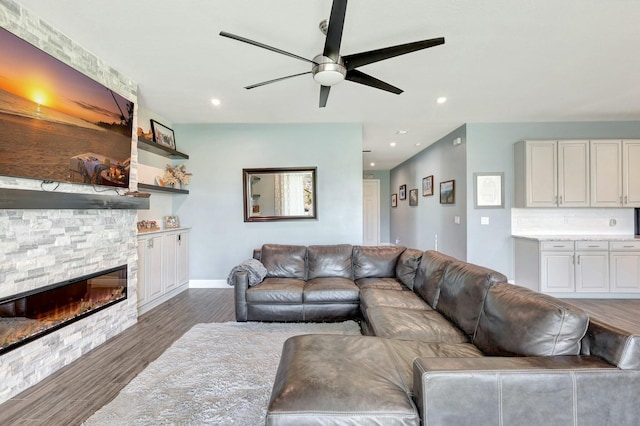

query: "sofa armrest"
left=413, top=356, right=640, bottom=426
left=234, top=271, right=249, bottom=321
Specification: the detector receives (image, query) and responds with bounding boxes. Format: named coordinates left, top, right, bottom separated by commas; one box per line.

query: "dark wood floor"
left=0, top=289, right=638, bottom=425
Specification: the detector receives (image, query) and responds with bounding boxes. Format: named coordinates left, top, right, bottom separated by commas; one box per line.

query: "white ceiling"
left=16, top=0, right=640, bottom=170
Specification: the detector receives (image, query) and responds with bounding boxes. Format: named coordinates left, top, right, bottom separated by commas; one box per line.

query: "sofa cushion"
left=367, top=306, right=469, bottom=344
left=246, top=277, right=305, bottom=304
left=395, top=248, right=424, bottom=289
left=436, top=260, right=507, bottom=337
left=360, top=288, right=431, bottom=314
left=353, top=245, right=406, bottom=279
left=307, top=244, right=353, bottom=280
left=355, top=277, right=407, bottom=291
left=304, top=277, right=360, bottom=304
left=474, top=283, right=589, bottom=356
left=413, top=250, right=457, bottom=308
left=260, top=244, right=307, bottom=279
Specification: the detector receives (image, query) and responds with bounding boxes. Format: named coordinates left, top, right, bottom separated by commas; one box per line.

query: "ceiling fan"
left=220, top=0, right=444, bottom=107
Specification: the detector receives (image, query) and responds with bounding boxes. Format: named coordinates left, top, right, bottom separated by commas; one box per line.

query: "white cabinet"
left=623, top=140, right=640, bottom=207
left=574, top=241, right=609, bottom=292
left=540, top=241, right=575, bottom=293
left=609, top=241, right=640, bottom=292
left=514, top=140, right=589, bottom=208
left=590, top=140, right=622, bottom=207
left=137, top=228, right=190, bottom=314
left=137, top=234, right=163, bottom=306
left=514, top=238, right=627, bottom=296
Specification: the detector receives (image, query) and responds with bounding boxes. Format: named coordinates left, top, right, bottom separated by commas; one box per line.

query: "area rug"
left=83, top=321, right=361, bottom=426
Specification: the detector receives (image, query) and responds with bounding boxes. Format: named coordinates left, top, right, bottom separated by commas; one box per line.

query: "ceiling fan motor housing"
left=312, top=55, right=346, bottom=86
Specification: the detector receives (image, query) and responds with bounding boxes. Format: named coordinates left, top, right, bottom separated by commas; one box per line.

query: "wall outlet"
left=481, top=217, right=490, bottom=225
left=454, top=216, right=461, bottom=224
left=609, top=218, right=617, bottom=226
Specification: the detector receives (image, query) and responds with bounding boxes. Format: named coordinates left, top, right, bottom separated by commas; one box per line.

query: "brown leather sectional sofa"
left=233, top=244, right=640, bottom=425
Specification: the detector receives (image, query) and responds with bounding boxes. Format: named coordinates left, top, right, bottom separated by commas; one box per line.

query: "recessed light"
left=415, top=143, right=422, bottom=147
left=436, top=96, right=447, bottom=104
left=370, top=162, right=375, bottom=167
left=390, top=142, right=397, bottom=147
left=396, top=130, right=408, bottom=135
left=211, top=98, right=221, bottom=106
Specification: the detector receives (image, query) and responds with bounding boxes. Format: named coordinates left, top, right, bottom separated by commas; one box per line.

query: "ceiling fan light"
left=312, top=55, right=346, bottom=86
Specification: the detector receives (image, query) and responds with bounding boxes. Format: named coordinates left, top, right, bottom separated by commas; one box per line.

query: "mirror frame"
left=242, top=167, right=317, bottom=222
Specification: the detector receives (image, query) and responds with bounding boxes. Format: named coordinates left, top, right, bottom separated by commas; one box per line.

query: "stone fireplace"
left=0, top=2, right=142, bottom=404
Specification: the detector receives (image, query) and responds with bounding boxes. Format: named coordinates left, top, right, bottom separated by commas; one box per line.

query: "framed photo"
left=422, top=175, right=434, bottom=196
left=409, top=189, right=418, bottom=206
left=164, top=215, right=180, bottom=229
left=391, top=193, right=398, bottom=207
left=474, top=172, right=504, bottom=208
left=151, top=119, right=176, bottom=150
left=399, top=184, right=407, bottom=200
left=440, top=180, right=455, bottom=204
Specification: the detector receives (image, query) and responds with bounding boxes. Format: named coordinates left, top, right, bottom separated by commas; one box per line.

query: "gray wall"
left=391, top=120, right=640, bottom=280
left=173, top=123, right=363, bottom=281
left=364, top=170, right=391, bottom=244
left=390, top=125, right=468, bottom=259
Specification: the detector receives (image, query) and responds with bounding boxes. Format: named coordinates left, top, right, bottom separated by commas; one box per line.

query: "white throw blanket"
left=226, top=258, right=267, bottom=286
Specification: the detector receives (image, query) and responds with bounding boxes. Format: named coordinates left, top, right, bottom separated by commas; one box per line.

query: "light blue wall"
left=364, top=170, right=391, bottom=244
left=466, top=121, right=640, bottom=278
left=172, top=123, right=363, bottom=280
left=390, top=125, right=467, bottom=259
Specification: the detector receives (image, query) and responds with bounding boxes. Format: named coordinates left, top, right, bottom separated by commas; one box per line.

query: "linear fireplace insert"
left=0, top=265, right=127, bottom=355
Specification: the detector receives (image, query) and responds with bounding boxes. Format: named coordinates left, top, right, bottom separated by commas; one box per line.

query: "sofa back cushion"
left=307, top=244, right=353, bottom=280
left=395, top=249, right=424, bottom=289
left=436, top=261, right=507, bottom=337
left=581, top=318, right=640, bottom=370
left=260, top=244, right=307, bottom=279
left=474, top=283, right=589, bottom=356
left=353, top=246, right=406, bottom=280
left=413, top=251, right=457, bottom=307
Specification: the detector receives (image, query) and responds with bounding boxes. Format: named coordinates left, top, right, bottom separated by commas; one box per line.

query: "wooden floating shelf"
left=137, top=138, right=189, bottom=159
left=138, top=183, right=189, bottom=194
left=0, top=188, right=150, bottom=210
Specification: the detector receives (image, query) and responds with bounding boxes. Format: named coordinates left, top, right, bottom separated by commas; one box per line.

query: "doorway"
left=363, top=179, right=380, bottom=245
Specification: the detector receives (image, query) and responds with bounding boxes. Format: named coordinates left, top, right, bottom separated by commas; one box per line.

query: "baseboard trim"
left=189, top=279, right=229, bottom=289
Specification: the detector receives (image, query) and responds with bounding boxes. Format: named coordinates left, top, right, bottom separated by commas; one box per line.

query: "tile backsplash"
left=511, top=208, right=635, bottom=236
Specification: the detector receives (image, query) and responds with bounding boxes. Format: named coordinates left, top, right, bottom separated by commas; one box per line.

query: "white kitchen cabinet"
left=514, top=237, right=638, bottom=296
left=540, top=241, right=575, bottom=293
left=609, top=241, right=640, bottom=293
left=574, top=241, right=609, bottom=292
left=514, top=140, right=589, bottom=208
left=590, top=140, right=622, bottom=207
left=137, top=228, right=190, bottom=314
left=623, top=140, right=640, bottom=207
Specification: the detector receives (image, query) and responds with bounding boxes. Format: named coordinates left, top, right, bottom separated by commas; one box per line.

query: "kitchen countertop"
left=512, top=234, right=639, bottom=241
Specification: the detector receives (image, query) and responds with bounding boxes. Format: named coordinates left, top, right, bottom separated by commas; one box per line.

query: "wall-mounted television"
left=0, top=26, right=134, bottom=189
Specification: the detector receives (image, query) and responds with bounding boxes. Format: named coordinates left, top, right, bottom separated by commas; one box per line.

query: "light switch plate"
left=481, top=217, right=490, bottom=225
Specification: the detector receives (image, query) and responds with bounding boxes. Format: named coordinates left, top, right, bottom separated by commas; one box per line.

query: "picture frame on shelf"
left=399, top=184, right=407, bottom=200
left=440, top=180, right=455, bottom=204
left=422, top=175, right=434, bottom=196
left=164, top=215, right=180, bottom=229
left=474, top=172, right=504, bottom=208
left=151, top=119, right=176, bottom=150
left=391, top=193, right=398, bottom=207
left=409, top=189, right=418, bottom=206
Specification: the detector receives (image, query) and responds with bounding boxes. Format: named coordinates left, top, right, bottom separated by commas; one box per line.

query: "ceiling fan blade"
left=319, top=85, right=331, bottom=107
left=345, top=69, right=403, bottom=94
left=323, top=0, right=348, bottom=62
left=220, top=31, right=316, bottom=65
left=245, top=72, right=312, bottom=90
left=343, top=37, right=445, bottom=70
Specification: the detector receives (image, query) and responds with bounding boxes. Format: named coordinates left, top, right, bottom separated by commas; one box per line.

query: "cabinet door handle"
left=576, top=255, right=580, bottom=264
left=553, top=245, right=565, bottom=248
left=625, top=195, right=628, bottom=204
left=588, top=245, right=599, bottom=248
left=148, top=239, right=154, bottom=249
left=559, top=196, right=563, bottom=205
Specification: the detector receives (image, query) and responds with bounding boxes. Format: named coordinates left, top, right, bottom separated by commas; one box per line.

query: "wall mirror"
left=243, top=167, right=317, bottom=222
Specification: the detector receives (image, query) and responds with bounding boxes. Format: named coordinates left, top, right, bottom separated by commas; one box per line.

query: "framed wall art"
left=164, top=215, right=180, bottom=229
left=399, top=184, right=407, bottom=200
left=440, top=180, right=455, bottom=204
left=391, top=193, right=398, bottom=207
left=151, top=119, right=176, bottom=150
left=409, top=188, right=418, bottom=206
left=422, top=175, right=434, bottom=196
left=474, top=172, right=504, bottom=208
